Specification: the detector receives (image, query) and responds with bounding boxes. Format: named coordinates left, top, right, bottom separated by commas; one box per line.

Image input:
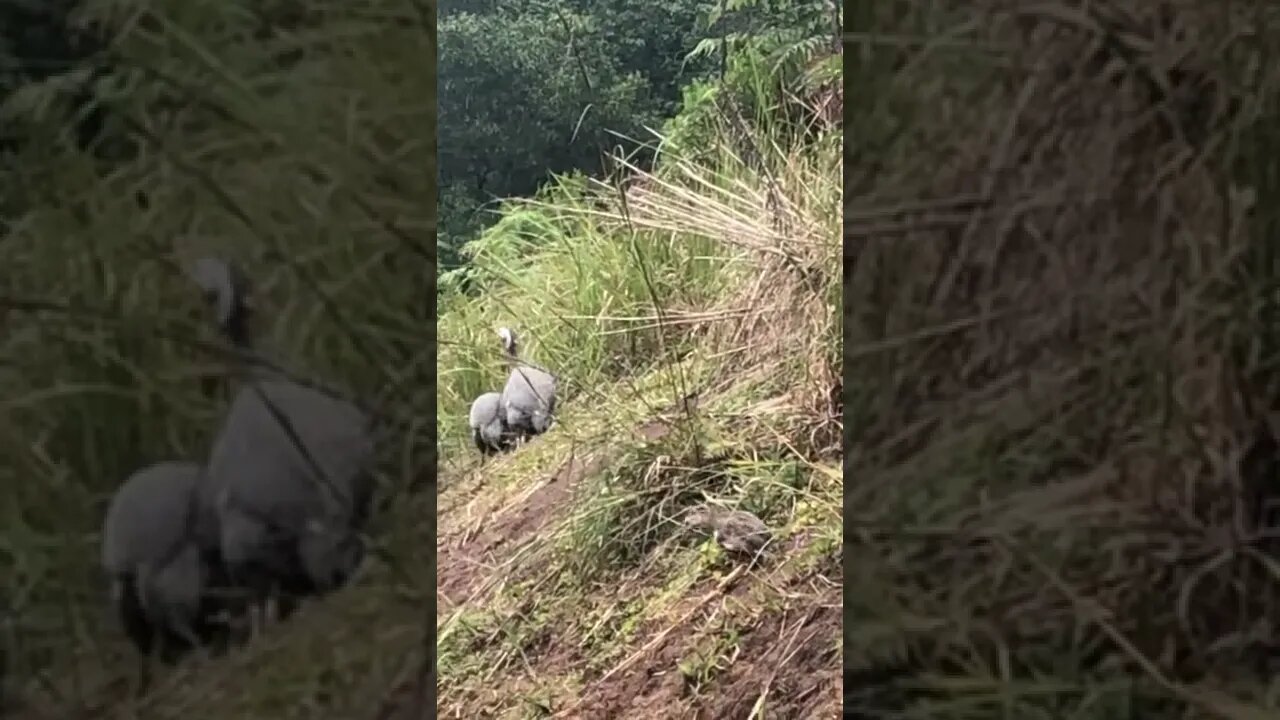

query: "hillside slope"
left=434, top=84, right=843, bottom=717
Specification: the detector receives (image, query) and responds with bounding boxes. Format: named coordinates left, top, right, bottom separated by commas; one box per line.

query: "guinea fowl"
left=496, top=327, right=558, bottom=442
left=100, top=460, right=233, bottom=664
left=468, top=390, right=512, bottom=454
left=191, top=257, right=376, bottom=634
left=681, top=503, right=772, bottom=559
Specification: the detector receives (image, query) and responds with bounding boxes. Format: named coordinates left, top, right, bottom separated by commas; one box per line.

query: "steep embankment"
left=435, top=91, right=843, bottom=717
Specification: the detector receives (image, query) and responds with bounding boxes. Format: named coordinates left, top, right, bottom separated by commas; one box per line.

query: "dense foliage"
left=436, top=0, right=838, bottom=274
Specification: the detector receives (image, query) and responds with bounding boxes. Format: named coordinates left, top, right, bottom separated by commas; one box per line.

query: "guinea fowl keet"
left=682, top=503, right=772, bottom=559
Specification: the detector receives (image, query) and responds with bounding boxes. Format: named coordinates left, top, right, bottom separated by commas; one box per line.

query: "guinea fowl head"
left=497, top=326, right=519, bottom=358
left=190, top=256, right=254, bottom=347
left=681, top=503, right=719, bottom=531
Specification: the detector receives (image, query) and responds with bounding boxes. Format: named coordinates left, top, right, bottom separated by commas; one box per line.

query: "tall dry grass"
left=845, top=1, right=1280, bottom=717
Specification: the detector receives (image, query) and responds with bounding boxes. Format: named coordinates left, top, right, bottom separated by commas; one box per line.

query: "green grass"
left=435, top=123, right=842, bottom=455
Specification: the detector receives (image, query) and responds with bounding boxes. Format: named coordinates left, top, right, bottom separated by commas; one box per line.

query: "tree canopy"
left=435, top=0, right=840, bottom=277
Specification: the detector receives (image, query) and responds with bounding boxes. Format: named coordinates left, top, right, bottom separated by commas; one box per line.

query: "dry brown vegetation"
left=844, top=1, right=1280, bottom=717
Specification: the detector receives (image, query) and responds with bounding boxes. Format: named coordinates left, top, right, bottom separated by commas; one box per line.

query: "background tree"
left=435, top=0, right=838, bottom=278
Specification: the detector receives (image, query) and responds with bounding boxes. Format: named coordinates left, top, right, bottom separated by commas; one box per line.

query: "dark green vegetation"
left=845, top=1, right=1280, bottom=718
left=0, top=1, right=432, bottom=716
left=436, top=0, right=838, bottom=277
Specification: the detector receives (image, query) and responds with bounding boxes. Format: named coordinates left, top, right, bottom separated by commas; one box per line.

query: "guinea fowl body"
left=501, top=366, right=557, bottom=435
left=496, top=327, right=558, bottom=438
left=469, top=391, right=511, bottom=454
left=191, top=257, right=375, bottom=628
left=207, top=371, right=376, bottom=601
left=101, top=461, right=231, bottom=662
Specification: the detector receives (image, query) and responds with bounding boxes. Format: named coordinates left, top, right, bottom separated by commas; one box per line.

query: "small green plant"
left=677, top=625, right=742, bottom=695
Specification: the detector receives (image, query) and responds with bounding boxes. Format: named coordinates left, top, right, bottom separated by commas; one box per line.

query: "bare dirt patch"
left=552, top=559, right=841, bottom=720
left=437, top=451, right=602, bottom=612
left=699, top=603, right=841, bottom=719
left=556, top=602, right=840, bottom=719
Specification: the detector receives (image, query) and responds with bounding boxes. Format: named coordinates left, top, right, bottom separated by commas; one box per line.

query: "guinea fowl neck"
left=224, top=313, right=251, bottom=350
left=223, top=326, right=278, bottom=384
left=503, top=344, right=555, bottom=378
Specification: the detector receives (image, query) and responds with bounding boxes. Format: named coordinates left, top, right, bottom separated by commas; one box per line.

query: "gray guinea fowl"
left=468, top=390, right=512, bottom=454
left=496, top=327, right=558, bottom=439
left=100, top=460, right=231, bottom=663
left=190, top=257, right=375, bottom=632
